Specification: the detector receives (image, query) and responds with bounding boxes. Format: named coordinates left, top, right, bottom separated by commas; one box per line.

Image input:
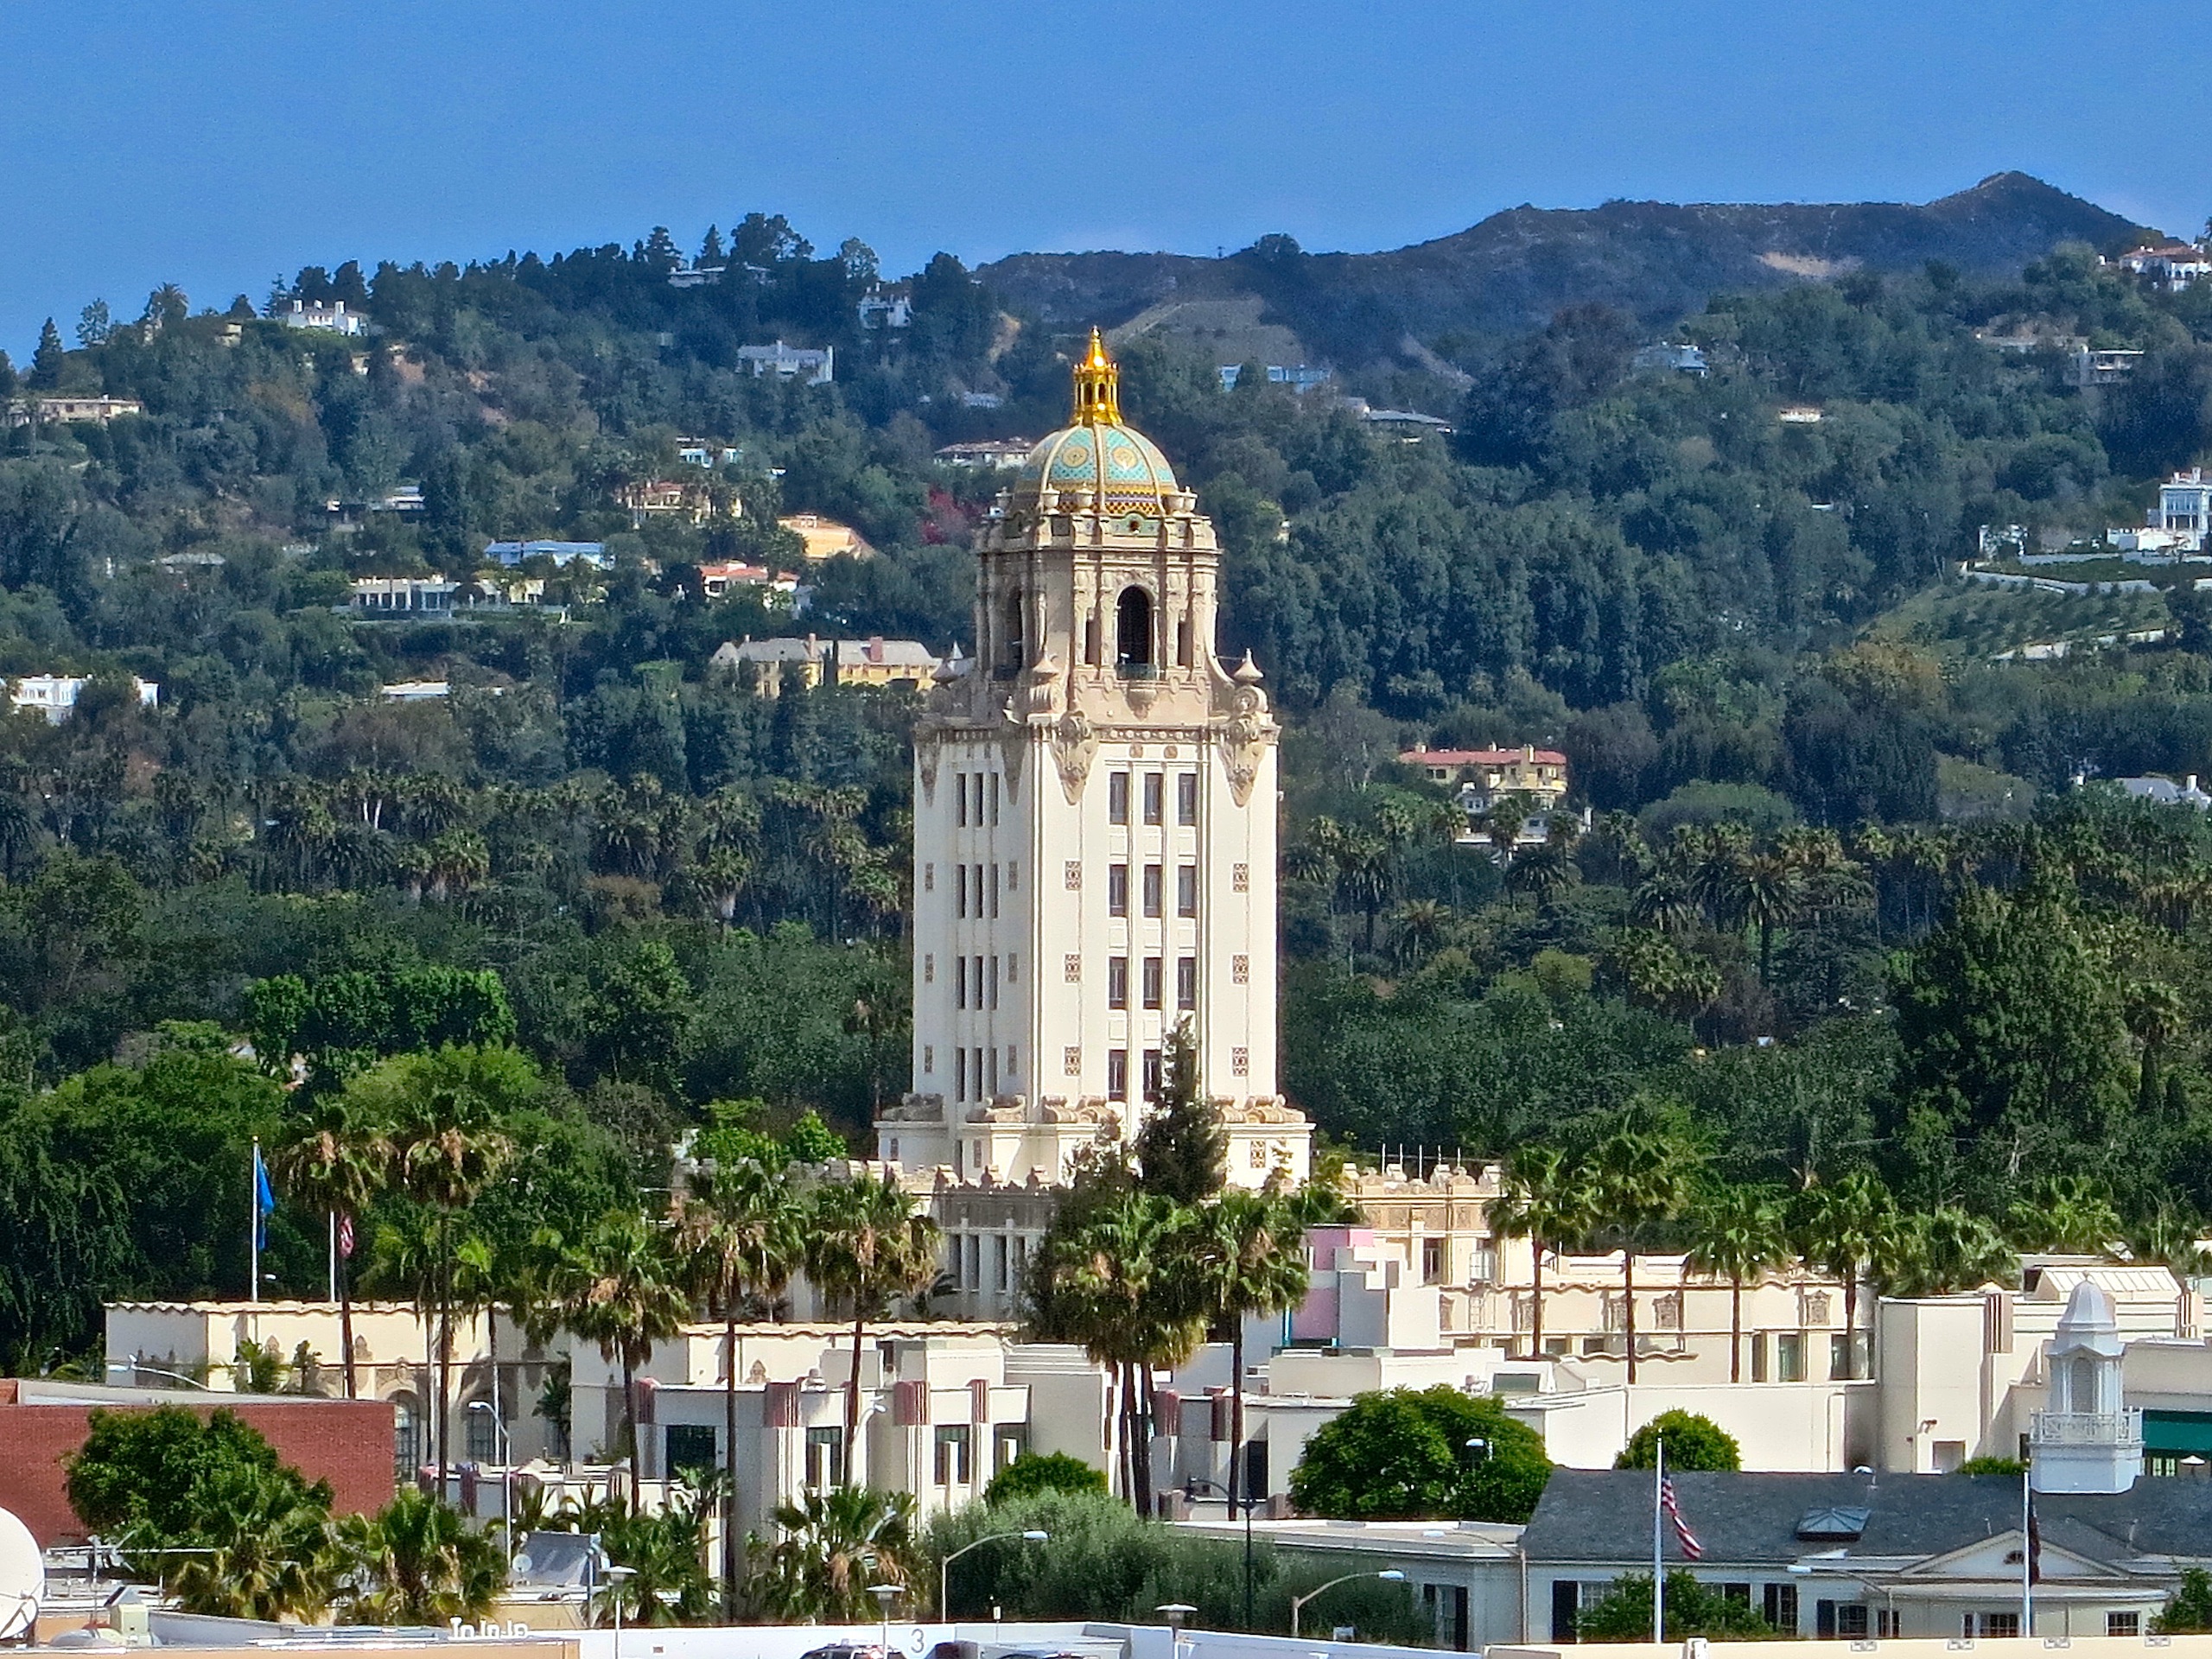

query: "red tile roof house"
left=0, top=1378, right=394, bottom=1545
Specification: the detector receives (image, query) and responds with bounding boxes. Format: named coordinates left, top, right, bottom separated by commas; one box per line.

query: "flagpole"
left=250, top=1138, right=261, bottom=1305
left=327, top=1210, right=338, bottom=1303
left=2021, top=1464, right=2032, bottom=1637
left=1653, top=1437, right=1665, bottom=1645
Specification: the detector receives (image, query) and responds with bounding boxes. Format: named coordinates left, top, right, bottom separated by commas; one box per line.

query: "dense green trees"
left=1287, top=1387, right=1550, bottom=1522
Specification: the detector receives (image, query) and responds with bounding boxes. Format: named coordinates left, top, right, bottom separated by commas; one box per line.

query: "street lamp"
left=868, top=1583, right=902, bottom=1659
left=1290, top=1571, right=1406, bottom=1639
left=1185, top=1477, right=1259, bottom=1628
left=603, top=1564, right=637, bottom=1659
left=467, top=1400, right=514, bottom=1526
left=938, top=1529, right=1047, bottom=1620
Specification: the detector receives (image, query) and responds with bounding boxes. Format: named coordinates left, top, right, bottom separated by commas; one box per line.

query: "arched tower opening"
left=1116, top=586, right=1154, bottom=673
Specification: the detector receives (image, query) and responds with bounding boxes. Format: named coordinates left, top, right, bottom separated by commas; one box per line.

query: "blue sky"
left=3, top=0, right=2207, bottom=356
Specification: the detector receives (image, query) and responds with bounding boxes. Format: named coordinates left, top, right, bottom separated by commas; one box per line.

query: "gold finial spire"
left=1070, top=326, right=1121, bottom=425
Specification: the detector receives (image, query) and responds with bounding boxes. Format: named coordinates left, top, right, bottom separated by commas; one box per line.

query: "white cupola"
left=2030, top=1280, right=2143, bottom=1494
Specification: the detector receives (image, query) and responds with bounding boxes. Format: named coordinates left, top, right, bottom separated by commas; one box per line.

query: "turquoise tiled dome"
left=1015, top=422, right=1180, bottom=516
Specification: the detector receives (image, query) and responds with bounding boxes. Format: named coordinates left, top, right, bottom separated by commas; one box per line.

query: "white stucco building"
left=876, top=333, right=1311, bottom=1188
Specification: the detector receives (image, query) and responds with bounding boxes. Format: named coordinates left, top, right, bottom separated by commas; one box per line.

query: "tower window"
left=988, top=772, right=1000, bottom=825
left=1141, top=957, right=1163, bottom=1009
left=1143, top=773, right=1164, bottom=824
left=1107, top=1048, right=1128, bottom=1099
left=956, top=957, right=967, bottom=1009
left=988, top=955, right=1000, bottom=1009
left=1142, top=864, right=1163, bottom=918
left=989, top=864, right=1001, bottom=919
left=1178, top=957, right=1197, bottom=1009
left=1177, top=865, right=1198, bottom=918
left=1177, top=616, right=1192, bottom=667
left=1178, top=773, right=1198, bottom=825
left=1001, top=591, right=1025, bottom=674
left=957, top=865, right=968, bottom=918
left=1109, top=863, right=1128, bottom=916
left=1108, top=957, right=1128, bottom=1009
left=957, top=775, right=968, bottom=828
left=1109, top=772, right=1129, bottom=824
left=1142, top=1048, right=1162, bottom=1100
left=1084, top=615, right=1101, bottom=666
left=1116, top=586, right=1154, bottom=671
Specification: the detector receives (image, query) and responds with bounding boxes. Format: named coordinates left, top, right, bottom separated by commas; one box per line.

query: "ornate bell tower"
left=876, top=332, right=1311, bottom=1190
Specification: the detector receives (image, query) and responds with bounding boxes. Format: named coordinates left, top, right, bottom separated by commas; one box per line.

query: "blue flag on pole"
left=254, top=1147, right=276, bottom=1249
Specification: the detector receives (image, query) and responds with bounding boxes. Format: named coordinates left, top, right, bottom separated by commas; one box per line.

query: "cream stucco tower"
left=876, top=333, right=1311, bottom=1190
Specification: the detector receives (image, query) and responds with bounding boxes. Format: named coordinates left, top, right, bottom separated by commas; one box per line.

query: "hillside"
left=979, top=172, right=2154, bottom=369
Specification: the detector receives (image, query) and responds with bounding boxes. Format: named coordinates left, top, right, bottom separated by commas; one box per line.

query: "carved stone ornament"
left=1220, top=697, right=1276, bottom=806
left=1052, top=710, right=1098, bottom=802
left=996, top=709, right=1028, bottom=796
left=915, top=718, right=943, bottom=804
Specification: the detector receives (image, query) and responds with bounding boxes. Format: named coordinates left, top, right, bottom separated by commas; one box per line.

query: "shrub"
left=984, top=1451, right=1109, bottom=1505
left=1616, top=1410, right=1742, bottom=1471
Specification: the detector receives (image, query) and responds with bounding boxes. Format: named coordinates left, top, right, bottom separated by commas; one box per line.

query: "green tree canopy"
left=1617, top=1410, right=1743, bottom=1471
left=1288, top=1387, right=1549, bottom=1522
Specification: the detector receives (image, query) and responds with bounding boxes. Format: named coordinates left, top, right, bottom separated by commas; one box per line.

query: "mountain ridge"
left=976, top=173, right=2157, bottom=370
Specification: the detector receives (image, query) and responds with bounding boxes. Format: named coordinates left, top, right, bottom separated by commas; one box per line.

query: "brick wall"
left=0, top=1382, right=396, bottom=1545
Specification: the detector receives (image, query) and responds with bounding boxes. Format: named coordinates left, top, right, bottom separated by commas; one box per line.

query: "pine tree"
left=29, top=318, right=66, bottom=386
left=1133, top=1020, right=1225, bottom=1203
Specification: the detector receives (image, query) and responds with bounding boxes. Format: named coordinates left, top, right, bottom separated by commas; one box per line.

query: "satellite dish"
left=0, top=1504, right=41, bottom=1641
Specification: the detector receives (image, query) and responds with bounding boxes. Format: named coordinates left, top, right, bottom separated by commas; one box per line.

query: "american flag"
left=338, top=1212, right=355, bottom=1260
left=1662, top=1477, right=1706, bottom=1560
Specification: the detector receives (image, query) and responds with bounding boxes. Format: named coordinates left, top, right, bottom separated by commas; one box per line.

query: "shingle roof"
left=1522, top=1471, right=2212, bottom=1569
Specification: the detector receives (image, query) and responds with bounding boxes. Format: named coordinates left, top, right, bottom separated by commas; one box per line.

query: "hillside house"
left=778, top=512, right=873, bottom=561
left=4, top=395, right=143, bottom=427
left=347, top=577, right=456, bottom=615
left=1401, top=742, right=1570, bottom=810
left=280, top=299, right=368, bottom=335
left=10, top=674, right=159, bottom=721
left=738, top=340, right=834, bottom=385
left=2117, top=242, right=2212, bottom=290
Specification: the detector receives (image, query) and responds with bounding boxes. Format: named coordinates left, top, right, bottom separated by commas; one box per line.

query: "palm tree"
left=271, top=1099, right=391, bottom=1399
left=556, top=1209, right=691, bottom=1497
left=1872, top=1207, right=2017, bottom=1298
left=1682, top=1185, right=1792, bottom=1382
left=1192, top=1191, right=1313, bottom=1516
left=1035, top=1191, right=1207, bottom=1511
left=1486, top=1144, right=1593, bottom=1360
left=1793, top=1170, right=1894, bottom=1380
left=2123, top=980, right=2188, bottom=1115
left=168, top=1463, right=336, bottom=1621
left=671, top=1160, right=807, bottom=1608
left=361, top=1207, right=443, bottom=1461
left=372, top=1051, right=516, bottom=1491
left=332, top=1488, right=506, bottom=1624
left=1482, top=794, right=1531, bottom=864
left=1585, top=1126, right=1692, bottom=1384
left=1736, top=850, right=1805, bottom=988
left=2005, top=1175, right=2122, bottom=1255
left=1391, top=899, right=1452, bottom=969
left=806, top=1173, right=942, bottom=1472
left=748, top=1485, right=917, bottom=1623
left=1630, top=867, right=1700, bottom=936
